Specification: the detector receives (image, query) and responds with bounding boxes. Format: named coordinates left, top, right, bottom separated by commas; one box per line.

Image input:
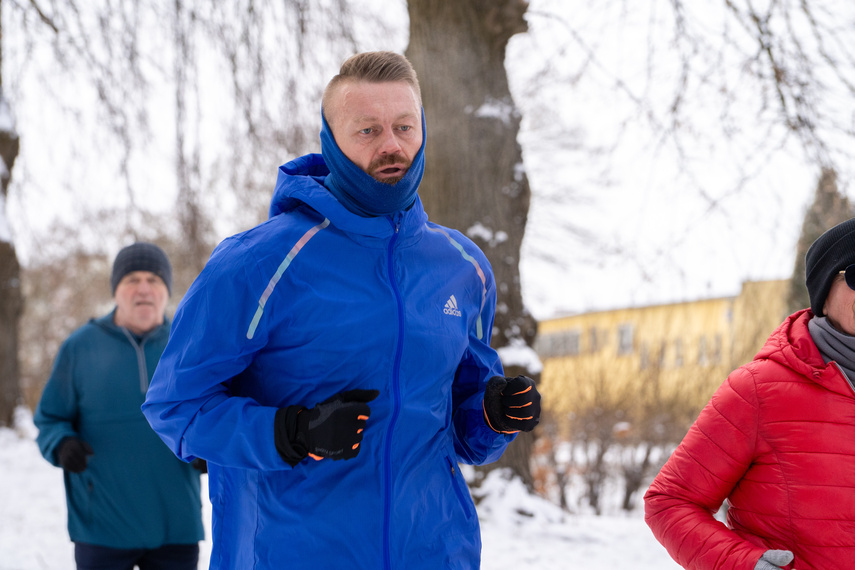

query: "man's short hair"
left=322, top=51, right=422, bottom=113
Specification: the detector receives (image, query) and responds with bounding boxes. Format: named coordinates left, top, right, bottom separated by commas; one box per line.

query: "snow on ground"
left=0, top=410, right=680, bottom=570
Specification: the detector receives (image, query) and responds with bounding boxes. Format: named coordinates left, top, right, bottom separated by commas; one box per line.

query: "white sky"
left=510, top=0, right=851, bottom=319
left=4, top=0, right=853, bottom=320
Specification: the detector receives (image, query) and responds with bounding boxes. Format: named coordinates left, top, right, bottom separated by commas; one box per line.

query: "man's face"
left=113, top=271, right=169, bottom=336
left=326, top=80, right=422, bottom=184
left=824, top=272, right=855, bottom=335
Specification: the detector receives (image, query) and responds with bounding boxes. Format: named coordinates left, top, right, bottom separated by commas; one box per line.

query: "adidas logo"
left=443, top=295, right=462, bottom=317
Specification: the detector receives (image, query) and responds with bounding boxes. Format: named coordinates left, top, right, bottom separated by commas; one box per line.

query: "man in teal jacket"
left=142, top=52, right=541, bottom=569
left=35, top=242, right=204, bottom=570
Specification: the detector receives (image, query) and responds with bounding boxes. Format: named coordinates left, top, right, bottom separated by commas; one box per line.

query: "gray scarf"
left=808, top=316, right=855, bottom=389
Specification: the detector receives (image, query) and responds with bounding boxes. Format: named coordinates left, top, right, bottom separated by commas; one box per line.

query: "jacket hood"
left=756, top=308, right=850, bottom=395
left=270, top=153, right=429, bottom=239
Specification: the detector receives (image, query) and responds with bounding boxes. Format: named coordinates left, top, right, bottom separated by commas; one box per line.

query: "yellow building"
left=535, top=280, right=790, bottom=440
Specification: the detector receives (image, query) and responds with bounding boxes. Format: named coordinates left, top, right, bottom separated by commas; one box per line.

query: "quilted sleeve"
left=644, top=366, right=770, bottom=570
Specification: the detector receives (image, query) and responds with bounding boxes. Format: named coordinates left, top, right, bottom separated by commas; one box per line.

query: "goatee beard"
left=376, top=174, right=405, bottom=185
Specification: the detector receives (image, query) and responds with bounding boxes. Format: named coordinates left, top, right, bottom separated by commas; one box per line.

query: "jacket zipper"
left=120, top=328, right=150, bottom=394
left=446, top=456, right=474, bottom=519
left=383, top=216, right=404, bottom=570
left=831, top=362, right=855, bottom=395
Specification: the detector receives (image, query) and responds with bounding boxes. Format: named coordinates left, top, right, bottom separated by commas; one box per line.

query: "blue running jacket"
left=143, top=154, right=514, bottom=569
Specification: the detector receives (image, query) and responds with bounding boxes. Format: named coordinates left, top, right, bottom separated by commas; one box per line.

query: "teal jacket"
left=34, top=311, right=203, bottom=549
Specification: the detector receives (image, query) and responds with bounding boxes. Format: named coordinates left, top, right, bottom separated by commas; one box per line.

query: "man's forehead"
left=330, top=80, right=420, bottom=109
left=347, top=108, right=420, bottom=124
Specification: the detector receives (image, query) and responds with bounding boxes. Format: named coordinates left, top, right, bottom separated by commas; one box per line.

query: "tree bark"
left=0, top=241, right=22, bottom=427
left=406, top=0, right=538, bottom=487
left=0, top=93, right=22, bottom=428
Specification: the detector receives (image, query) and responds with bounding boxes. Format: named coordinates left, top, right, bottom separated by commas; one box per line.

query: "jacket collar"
left=91, top=310, right=170, bottom=343
left=760, top=309, right=854, bottom=396
left=270, top=154, right=429, bottom=242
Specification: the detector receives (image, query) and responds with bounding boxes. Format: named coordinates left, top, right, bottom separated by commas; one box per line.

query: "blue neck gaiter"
left=320, top=109, right=426, bottom=217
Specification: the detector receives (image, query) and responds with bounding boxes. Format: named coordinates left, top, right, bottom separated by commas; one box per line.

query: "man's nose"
left=377, top=129, right=402, bottom=155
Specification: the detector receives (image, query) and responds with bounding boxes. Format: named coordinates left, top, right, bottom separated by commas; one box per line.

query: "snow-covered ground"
left=0, top=409, right=680, bottom=570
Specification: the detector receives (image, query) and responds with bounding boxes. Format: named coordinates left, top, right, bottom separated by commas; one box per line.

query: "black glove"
left=483, top=375, right=541, bottom=434
left=274, top=389, right=380, bottom=466
left=56, top=437, right=94, bottom=473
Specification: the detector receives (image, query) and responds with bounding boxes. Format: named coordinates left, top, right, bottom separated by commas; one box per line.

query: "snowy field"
left=0, top=409, right=680, bottom=570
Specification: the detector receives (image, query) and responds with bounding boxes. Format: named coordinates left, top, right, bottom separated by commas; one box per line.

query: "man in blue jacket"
left=142, top=51, right=541, bottom=569
left=35, top=242, right=204, bottom=570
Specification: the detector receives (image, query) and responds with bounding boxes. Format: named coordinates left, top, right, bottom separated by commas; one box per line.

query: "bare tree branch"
left=26, top=0, right=58, bottom=33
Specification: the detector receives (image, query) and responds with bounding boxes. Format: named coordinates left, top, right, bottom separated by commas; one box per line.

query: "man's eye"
left=359, top=128, right=373, bottom=135
left=399, top=125, right=411, bottom=132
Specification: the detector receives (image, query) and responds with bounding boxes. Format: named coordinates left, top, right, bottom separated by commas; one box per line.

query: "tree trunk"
left=0, top=89, right=22, bottom=427
left=786, top=168, right=853, bottom=315
left=406, top=0, right=538, bottom=487
left=0, top=241, right=22, bottom=427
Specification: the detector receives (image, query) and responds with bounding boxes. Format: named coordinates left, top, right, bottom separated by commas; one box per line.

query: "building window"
left=712, top=334, right=722, bottom=364
left=617, top=324, right=634, bottom=355
left=535, top=329, right=581, bottom=358
left=534, top=334, right=548, bottom=356
left=640, top=342, right=650, bottom=370
left=674, top=339, right=683, bottom=367
left=589, top=327, right=599, bottom=353
left=698, top=336, right=708, bottom=366
left=563, top=330, right=581, bottom=356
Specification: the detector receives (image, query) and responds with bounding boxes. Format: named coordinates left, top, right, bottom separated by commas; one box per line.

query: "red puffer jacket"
left=645, top=309, right=855, bottom=569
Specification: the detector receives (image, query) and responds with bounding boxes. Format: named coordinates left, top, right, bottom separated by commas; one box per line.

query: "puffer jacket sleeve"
left=644, top=366, right=769, bottom=570
left=142, top=237, right=287, bottom=471
left=34, top=339, right=81, bottom=465
left=449, top=256, right=514, bottom=465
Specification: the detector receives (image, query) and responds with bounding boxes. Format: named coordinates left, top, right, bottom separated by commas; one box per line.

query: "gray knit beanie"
left=110, top=242, right=173, bottom=295
left=805, top=218, right=855, bottom=316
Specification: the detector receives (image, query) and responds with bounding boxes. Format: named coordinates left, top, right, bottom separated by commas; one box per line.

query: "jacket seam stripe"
left=246, top=218, right=331, bottom=339
left=425, top=226, right=487, bottom=339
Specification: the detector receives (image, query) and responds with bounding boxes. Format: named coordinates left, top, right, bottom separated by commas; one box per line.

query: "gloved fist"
left=483, top=375, right=541, bottom=434
left=274, top=389, right=380, bottom=466
left=191, top=458, right=208, bottom=474
left=56, top=437, right=94, bottom=473
left=754, top=550, right=794, bottom=570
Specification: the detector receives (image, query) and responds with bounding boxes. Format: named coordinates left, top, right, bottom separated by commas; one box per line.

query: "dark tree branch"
left=27, top=0, right=58, bottom=33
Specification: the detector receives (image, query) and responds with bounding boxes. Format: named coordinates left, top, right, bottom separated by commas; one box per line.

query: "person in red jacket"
left=645, top=217, right=855, bottom=570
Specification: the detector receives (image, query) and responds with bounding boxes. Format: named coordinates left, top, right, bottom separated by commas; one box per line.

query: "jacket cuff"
left=273, top=406, right=308, bottom=467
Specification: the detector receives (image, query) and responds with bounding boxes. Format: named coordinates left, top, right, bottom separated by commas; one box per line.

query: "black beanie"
left=110, top=242, right=173, bottom=295
left=805, top=218, right=855, bottom=316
